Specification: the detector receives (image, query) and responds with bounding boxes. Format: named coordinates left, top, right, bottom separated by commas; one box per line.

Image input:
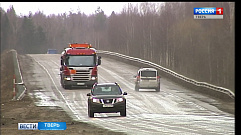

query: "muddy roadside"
left=1, top=50, right=126, bottom=135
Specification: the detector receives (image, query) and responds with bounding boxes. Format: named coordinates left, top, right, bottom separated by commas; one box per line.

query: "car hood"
left=92, top=95, right=124, bottom=99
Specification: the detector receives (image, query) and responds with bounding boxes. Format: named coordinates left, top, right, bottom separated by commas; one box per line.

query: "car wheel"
left=88, top=104, right=94, bottom=117
left=135, top=85, right=139, bottom=91
left=120, top=105, right=126, bottom=117
left=120, top=110, right=126, bottom=117
left=88, top=110, right=94, bottom=117
left=155, top=84, right=160, bottom=92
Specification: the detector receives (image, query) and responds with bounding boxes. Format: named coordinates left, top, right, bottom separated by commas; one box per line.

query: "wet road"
left=25, top=54, right=234, bottom=135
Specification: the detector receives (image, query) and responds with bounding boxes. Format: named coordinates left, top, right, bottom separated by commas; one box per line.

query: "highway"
left=23, top=54, right=234, bottom=135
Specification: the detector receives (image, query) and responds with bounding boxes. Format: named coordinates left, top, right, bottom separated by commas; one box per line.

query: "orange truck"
left=60, top=43, right=101, bottom=89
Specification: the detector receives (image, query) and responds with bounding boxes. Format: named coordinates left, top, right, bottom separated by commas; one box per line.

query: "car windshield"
left=141, top=71, right=156, bottom=77
left=92, top=85, right=122, bottom=95
left=47, top=49, right=57, bottom=54
left=65, top=55, right=95, bottom=67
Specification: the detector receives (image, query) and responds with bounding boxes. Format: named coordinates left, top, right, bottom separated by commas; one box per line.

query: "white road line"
left=32, top=57, right=81, bottom=119
left=99, top=66, right=135, bottom=90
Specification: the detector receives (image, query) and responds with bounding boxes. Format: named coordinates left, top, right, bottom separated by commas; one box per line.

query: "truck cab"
left=60, top=43, right=101, bottom=89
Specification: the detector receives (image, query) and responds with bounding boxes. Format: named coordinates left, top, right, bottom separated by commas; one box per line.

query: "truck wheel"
left=63, top=85, right=72, bottom=90
left=61, top=79, right=64, bottom=88
left=87, top=85, right=93, bottom=89
left=61, top=79, right=71, bottom=89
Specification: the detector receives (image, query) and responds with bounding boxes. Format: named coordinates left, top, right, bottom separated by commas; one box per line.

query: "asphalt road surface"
left=25, top=54, right=234, bottom=135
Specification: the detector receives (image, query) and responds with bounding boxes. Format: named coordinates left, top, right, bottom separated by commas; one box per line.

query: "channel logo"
left=194, top=7, right=223, bottom=19
left=18, top=123, right=38, bottom=130
left=38, top=122, right=66, bottom=130
left=18, top=122, right=66, bottom=130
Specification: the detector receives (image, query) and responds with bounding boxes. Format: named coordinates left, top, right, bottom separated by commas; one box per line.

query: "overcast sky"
left=0, top=2, right=162, bottom=16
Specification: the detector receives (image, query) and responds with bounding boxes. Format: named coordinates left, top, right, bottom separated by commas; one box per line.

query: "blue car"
left=47, top=49, right=57, bottom=54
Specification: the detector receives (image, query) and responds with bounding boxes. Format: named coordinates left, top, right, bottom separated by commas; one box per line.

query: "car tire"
left=88, top=110, right=94, bottom=117
left=120, top=109, right=126, bottom=117
left=120, top=103, right=126, bottom=117
left=155, top=88, right=160, bottom=92
left=135, top=85, right=139, bottom=91
left=88, top=104, right=94, bottom=117
left=155, top=84, right=160, bottom=92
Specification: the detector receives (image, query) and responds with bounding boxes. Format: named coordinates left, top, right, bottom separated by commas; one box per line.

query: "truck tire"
left=61, top=79, right=72, bottom=89
left=64, top=85, right=72, bottom=89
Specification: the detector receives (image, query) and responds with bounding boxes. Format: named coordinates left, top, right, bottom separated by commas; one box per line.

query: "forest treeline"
left=1, top=2, right=234, bottom=91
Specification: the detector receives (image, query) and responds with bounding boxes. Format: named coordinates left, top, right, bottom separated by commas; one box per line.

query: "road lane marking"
left=32, top=57, right=81, bottom=119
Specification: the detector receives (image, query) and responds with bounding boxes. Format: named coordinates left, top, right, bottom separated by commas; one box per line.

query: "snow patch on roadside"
left=29, top=90, right=56, bottom=106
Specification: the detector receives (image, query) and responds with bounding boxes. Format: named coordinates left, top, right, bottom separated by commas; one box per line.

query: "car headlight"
left=92, top=98, right=100, bottom=103
left=116, top=98, right=124, bottom=102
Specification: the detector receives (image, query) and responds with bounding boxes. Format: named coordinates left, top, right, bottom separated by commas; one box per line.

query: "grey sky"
left=0, top=2, right=162, bottom=16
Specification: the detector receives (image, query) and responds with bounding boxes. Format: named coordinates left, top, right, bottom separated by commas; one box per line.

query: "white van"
left=134, top=68, right=160, bottom=92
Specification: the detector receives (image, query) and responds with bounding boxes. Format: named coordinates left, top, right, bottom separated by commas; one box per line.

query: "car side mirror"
left=123, top=92, right=127, bottom=95
left=133, top=75, right=137, bottom=78
left=87, top=93, right=91, bottom=96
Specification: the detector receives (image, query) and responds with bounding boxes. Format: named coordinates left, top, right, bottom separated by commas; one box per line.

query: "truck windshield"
left=66, top=55, right=95, bottom=67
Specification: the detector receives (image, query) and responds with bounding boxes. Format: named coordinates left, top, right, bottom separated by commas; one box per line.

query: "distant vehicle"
left=60, top=43, right=101, bottom=89
left=47, top=49, right=57, bottom=54
left=87, top=82, right=127, bottom=117
left=134, top=67, right=160, bottom=92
